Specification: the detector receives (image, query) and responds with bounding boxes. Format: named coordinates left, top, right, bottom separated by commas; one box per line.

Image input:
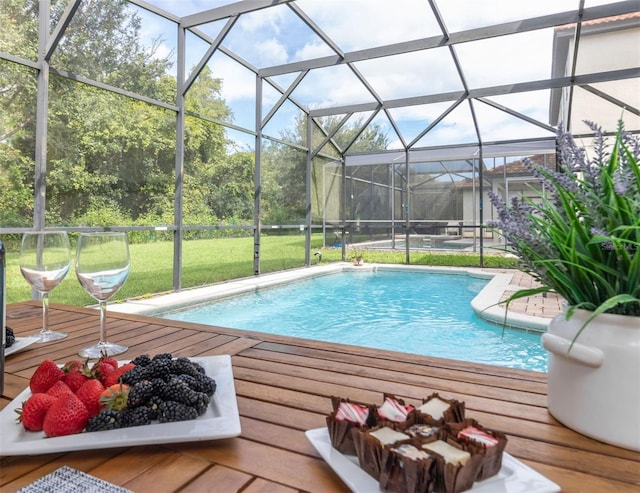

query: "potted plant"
left=351, top=246, right=365, bottom=266
left=487, top=120, right=640, bottom=451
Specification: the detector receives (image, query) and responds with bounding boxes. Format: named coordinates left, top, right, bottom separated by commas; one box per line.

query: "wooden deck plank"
left=232, top=349, right=548, bottom=406
left=521, top=459, right=640, bottom=493
left=248, top=342, right=547, bottom=391
left=230, top=361, right=553, bottom=425
left=237, top=415, right=325, bottom=458
left=177, top=464, right=253, bottom=493
left=193, top=336, right=263, bottom=356
left=84, top=445, right=179, bottom=487
left=120, top=453, right=211, bottom=492
left=170, top=333, right=242, bottom=356
left=236, top=396, right=327, bottom=441
left=173, top=437, right=350, bottom=492
left=242, top=477, right=300, bottom=493
left=248, top=339, right=548, bottom=382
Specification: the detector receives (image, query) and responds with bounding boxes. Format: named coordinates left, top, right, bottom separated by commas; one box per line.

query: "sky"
left=128, top=0, right=627, bottom=152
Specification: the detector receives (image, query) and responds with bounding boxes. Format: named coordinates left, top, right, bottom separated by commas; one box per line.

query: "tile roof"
left=454, top=153, right=557, bottom=188
left=556, top=12, right=640, bottom=31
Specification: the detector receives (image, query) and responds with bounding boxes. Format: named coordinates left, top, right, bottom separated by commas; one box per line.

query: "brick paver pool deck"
left=498, top=270, right=564, bottom=319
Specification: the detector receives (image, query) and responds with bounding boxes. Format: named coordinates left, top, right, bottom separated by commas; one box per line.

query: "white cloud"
left=296, top=0, right=439, bottom=51
left=237, top=6, right=286, bottom=33
left=437, top=0, right=578, bottom=32
left=254, top=38, right=289, bottom=66
left=211, top=54, right=256, bottom=102
left=291, top=65, right=376, bottom=108
left=294, top=41, right=335, bottom=61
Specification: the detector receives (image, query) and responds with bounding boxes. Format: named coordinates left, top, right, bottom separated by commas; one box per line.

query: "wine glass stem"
left=41, top=292, right=50, bottom=333
left=99, top=301, right=108, bottom=344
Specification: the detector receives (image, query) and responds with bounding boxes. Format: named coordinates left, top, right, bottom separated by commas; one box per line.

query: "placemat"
left=17, top=466, right=133, bottom=493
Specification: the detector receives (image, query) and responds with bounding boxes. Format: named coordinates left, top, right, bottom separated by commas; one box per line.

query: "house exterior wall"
left=560, top=23, right=640, bottom=134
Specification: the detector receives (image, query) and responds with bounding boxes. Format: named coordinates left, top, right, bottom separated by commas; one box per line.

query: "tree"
left=1, top=0, right=235, bottom=229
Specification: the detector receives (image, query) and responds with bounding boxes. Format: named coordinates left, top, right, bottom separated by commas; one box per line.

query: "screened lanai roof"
left=120, top=0, right=640, bottom=154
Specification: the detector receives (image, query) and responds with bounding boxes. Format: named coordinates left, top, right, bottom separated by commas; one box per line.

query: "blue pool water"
left=161, top=270, right=547, bottom=372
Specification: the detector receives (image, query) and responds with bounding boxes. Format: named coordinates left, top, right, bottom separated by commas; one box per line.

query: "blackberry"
left=163, top=376, right=200, bottom=405
left=146, top=395, right=164, bottom=420
left=131, top=354, right=152, bottom=367
left=192, top=362, right=206, bottom=374
left=120, top=366, right=146, bottom=386
left=152, top=352, right=173, bottom=362
left=176, top=374, right=199, bottom=390
left=192, top=373, right=217, bottom=396
left=192, top=392, right=210, bottom=416
left=177, top=373, right=216, bottom=396
left=171, top=357, right=200, bottom=377
left=127, top=380, right=154, bottom=408
left=150, top=377, right=168, bottom=396
left=158, top=401, right=199, bottom=423
left=163, top=376, right=211, bottom=415
left=118, top=406, right=152, bottom=428
left=140, top=358, right=172, bottom=380
left=5, top=326, right=15, bottom=348
left=86, top=410, right=119, bottom=432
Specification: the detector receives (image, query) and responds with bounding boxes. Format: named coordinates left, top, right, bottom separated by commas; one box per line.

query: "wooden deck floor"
left=1, top=302, right=639, bottom=492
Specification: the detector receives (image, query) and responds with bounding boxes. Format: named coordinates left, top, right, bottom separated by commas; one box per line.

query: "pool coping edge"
left=108, top=263, right=550, bottom=332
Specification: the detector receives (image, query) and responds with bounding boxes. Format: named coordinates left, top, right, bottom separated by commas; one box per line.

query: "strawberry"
left=29, top=359, right=64, bottom=394
left=90, top=351, right=120, bottom=383
left=63, top=367, right=91, bottom=393
left=62, top=358, right=92, bottom=392
left=75, top=379, right=105, bottom=417
left=99, top=383, right=130, bottom=411
left=16, top=393, right=58, bottom=431
left=102, top=363, right=135, bottom=387
left=45, top=380, right=74, bottom=399
left=102, top=355, right=119, bottom=370
left=62, top=359, right=84, bottom=373
left=91, top=360, right=116, bottom=384
left=42, top=393, right=89, bottom=437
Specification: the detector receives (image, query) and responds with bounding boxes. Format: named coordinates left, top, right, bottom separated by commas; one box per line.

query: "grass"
left=5, top=234, right=518, bottom=306
left=320, top=247, right=518, bottom=269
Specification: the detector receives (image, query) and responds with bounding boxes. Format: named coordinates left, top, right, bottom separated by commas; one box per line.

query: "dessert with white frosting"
left=417, top=396, right=451, bottom=420
left=376, top=396, right=413, bottom=423
left=416, top=393, right=465, bottom=424
left=369, top=426, right=410, bottom=445
left=379, top=444, right=436, bottom=493
left=326, top=397, right=373, bottom=455
left=335, top=401, right=370, bottom=426
left=422, top=439, right=471, bottom=466
left=450, top=420, right=508, bottom=481
left=457, top=425, right=499, bottom=447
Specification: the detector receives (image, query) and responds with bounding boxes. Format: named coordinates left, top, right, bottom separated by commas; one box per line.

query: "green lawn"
left=5, top=234, right=517, bottom=306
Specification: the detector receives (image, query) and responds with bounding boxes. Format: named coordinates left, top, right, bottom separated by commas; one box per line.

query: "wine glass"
left=76, top=232, right=130, bottom=358
left=19, top=231, right=71, bottom=342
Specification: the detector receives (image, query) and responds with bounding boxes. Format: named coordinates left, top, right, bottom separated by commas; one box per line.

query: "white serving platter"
left=305, top=427, right=561, bottom=493
left=5, top=336, right=40, bottom=356
left=0, top=355, right=241, bottom=456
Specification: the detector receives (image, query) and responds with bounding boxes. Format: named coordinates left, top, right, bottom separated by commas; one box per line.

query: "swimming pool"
left=160, top=269, right=547, bottom=372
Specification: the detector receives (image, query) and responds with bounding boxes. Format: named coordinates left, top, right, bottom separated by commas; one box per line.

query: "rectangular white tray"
left=5, top=336, right=40, bottom=356
left=306, top=427, right=561, bottom=493
left=0, top=355, right=241, bottom=456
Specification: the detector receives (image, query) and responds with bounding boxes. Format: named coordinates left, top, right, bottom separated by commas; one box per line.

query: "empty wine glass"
left=19, top=231, right=71, bottom=342
left=76, top=232, right=130, bottom=358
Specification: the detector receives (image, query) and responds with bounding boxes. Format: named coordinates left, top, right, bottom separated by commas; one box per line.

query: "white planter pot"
left=542, top=309, right=640, bottom=451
